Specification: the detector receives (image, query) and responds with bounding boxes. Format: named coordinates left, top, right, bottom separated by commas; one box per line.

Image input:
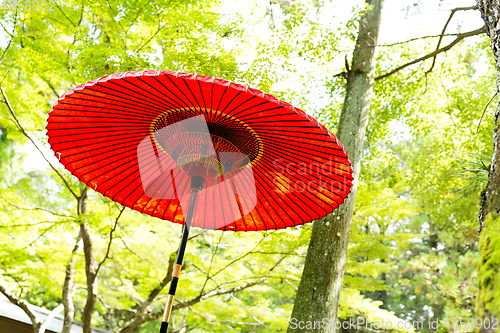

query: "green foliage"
left=0, top=0, right=497, bottom=332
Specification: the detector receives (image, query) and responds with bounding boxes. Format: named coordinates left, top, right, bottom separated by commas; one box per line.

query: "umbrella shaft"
left=160, top=176, right=205, bottom=333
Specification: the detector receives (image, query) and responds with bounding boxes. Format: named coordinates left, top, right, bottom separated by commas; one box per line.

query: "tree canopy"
left=0, top=0, right=498, bottom=332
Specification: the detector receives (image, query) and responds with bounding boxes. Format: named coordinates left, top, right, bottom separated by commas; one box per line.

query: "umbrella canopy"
left=46, top=70, right=354, bottom=333
left=47, top=70, right=353, bottom=231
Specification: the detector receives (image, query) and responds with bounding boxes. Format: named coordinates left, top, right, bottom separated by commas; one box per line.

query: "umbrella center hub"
left=150, top=108, right=262, bottom=179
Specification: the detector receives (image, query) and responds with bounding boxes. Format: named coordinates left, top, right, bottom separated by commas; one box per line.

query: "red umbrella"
left=46, top=70, right=353, bottom=332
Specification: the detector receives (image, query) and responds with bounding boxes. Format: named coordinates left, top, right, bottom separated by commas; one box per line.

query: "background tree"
left=475, top=0, right=500, bottom=331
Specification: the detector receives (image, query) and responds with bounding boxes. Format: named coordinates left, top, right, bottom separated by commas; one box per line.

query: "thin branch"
left=95, top=206, right=126, bottom=276
left=477, top=92, right=497, bottom=132
left=0, top=85, right=79, bottom=199
left=117, top=256, right=176, bottom=333
left=120, top=238, right=152, bottom=263
left=189, top=306, right=265, bottom=327
left=42, top=78, right=60, bottom=99
left=200, top=231, right=225, bottom=295
left=375, top=32, right=463, bottom=48
left=61, top=232, right=83, bottom=333
left=23, top=222, right=60, bottom=248
left=426, top=6, right=478, bottom=74
left=211, top=235, right=269, bottom=278
left=269, top=255, right=288, bottom=272
left=144, top=280, right=266, bottom=323
left=176, top=280, right=266, bottom=310
left=0, top=220, right=68, bottom=228
left=0, top=10, right=17, bottom=64
left=135, top=17, right=171, bottom=53
left=55, top=2, right=76, bottom=27
left=375, top=26, right=487, bottom=81
left=0, top=198, right=75, bottom=219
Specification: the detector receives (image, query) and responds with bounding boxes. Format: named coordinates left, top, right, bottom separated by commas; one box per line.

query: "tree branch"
left=61, top=232, right=83, bottom=333
left=95, top=206, right=126, bottom=277
left=127, top=280, right=266, bottom=332
left=39, top=304, right=64, bottom=333
left=117, top=256, right=176, bottom=333
left=0, top=284, right=40, bottom=330
left=426, top=6, right=479, bottom=73
left=0, top=198, right=75, bottom=219
left=375, top=26, right=486, bottom=81
left=0, top=85, right=79, bottom=199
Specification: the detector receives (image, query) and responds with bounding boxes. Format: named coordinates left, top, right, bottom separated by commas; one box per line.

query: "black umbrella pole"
left=160, top=176, right=205, bottom=333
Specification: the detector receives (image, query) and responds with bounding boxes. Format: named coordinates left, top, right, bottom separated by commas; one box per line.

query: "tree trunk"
left=75, top=183, right=98, bottom=333
left=61, top=233, right=82, bottom=333
left=287, top=1, right=384, bottom=332
left=475, top=1, right=500, bottom=330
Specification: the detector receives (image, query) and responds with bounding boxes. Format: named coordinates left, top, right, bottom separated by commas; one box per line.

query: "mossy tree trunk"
left=476, top=1, right=500, bottom=330
left=287, top=1, right=384, bottom=332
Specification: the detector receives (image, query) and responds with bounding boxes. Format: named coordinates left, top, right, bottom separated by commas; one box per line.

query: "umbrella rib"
left=160, top=169, right=185, bottom=221
left=122, top=153, right=175, bottom=210
left=48, top=125, right=150, bottom=131
left=209, top=79, right=215, bottom=121
left=87, top=149, right=175, bottom=202
left=228, top=174, right=249, bottom=231
left=261, top=157, right=339, bottom=215
left=246, top=169, right=295, bottom=229
left=239, top=111, right=298, bottom=122
left=170, top=172, right=191, bottom=222
left=254, top=167, right=314, bottom=224
left=139, top=76, right=192, bottom=110
left=48, top=128, right=148, bottom=140
left=257, top=158, right=328, bottom=219
left=163, top=75, right=199, bottom=110
left=221, top=94, right=258, bottom=118
left=50, top=114, right=154, bottom=124
left=168, top=173, right=184, bottom=223
left=58, top=94, right=162, bottom=118
left=259, top=154, right=345, bottom=207
left=53, top=102, right=159, bottom=118
left=255, top=128, right=345, bottom=146
left=217, top=177, right=227, bottom=230
left=180, top=78, right=203, bottom=111
left=150, top=169, right=176, bottom=218
left=214, top=83, right=230, bottom=119
left=260, top=152, right=346, bottom=202
left=230, top=102, right=280, bottom=120
left=197, top=79, right=208, bottom=111
left=72, top=142, right=172, bottom=189
left=134, top=77, right=188, bottom=111
left=252, top=171, right=297, bottom=229
left=60, top=137, right=152, bottom=160
left=92, top=82, right=175, bottom=112
left=113, top=78, right=184, bottom=110
left=49, top=131, right=146, bottom=149
left=220, top=174, right=238, bottom=231
left=64, top=90, right=164, bottom=115
left=259, top=145, right=353, bottom=185
left=215, top=90, right=243, bottom=124
left=136, top=159, right=179, bottom=216
left=233, top=168, right=266, bottom=230
left=257, top=135, right=350, bottom=165
left=164, top=169, right=180, bottom=222
left=62, top=138, right=158, bottom=168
